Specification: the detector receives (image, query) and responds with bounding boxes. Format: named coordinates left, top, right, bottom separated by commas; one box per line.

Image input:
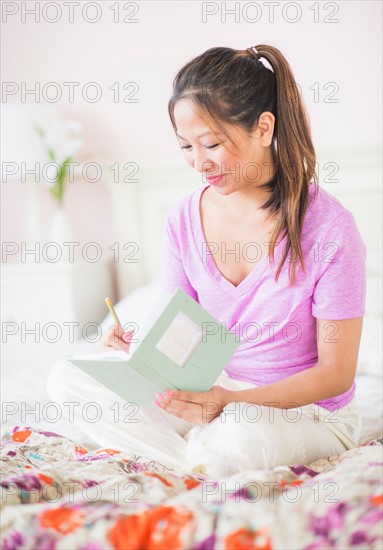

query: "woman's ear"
left=254, top=111, right=275, bottom=147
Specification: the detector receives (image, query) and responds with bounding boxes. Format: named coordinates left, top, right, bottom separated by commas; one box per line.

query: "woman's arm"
left=232, top=317, right=364, bottom=409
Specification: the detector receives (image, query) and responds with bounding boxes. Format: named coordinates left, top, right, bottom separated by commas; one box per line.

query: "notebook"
left=68, top=287, right=241, bottom=409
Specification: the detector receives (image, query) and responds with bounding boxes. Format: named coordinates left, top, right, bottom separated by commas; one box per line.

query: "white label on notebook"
left=155, top=311, right=203, bottom=367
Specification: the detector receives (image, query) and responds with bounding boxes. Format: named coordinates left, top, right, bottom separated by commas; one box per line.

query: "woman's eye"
left=181, top=143, right=220, bottom=150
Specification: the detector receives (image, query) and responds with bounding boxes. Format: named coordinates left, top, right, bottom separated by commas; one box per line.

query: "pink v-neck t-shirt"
left=159, top=182, right=367, bottom=411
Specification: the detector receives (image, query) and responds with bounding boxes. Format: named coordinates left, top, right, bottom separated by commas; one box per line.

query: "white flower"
left=35, top=119, right=85, bottom=203
left=62, top=138, right=84, bottom=159
left=43, top=123, right=61, bottom=150
left=42, top=119, right=84, bottom=162
left=64, top=120, right=83, bottom=134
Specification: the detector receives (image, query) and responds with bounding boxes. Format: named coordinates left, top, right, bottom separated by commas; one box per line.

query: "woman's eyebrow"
left=177, top=130, right=222, bottom=140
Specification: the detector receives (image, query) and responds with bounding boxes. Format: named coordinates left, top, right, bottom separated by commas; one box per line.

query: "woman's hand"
left=154, top=385, right=235, bottom=425
left=98, top=323, right=134, bottom=353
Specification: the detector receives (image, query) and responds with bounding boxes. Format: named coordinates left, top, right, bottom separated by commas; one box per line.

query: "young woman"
left=47, top=45, right=366, bottom=477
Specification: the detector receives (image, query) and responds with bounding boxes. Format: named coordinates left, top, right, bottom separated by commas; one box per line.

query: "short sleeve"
left=160, top=211, right=198, bottom=301
left=312, top=210, right=367, bottom=319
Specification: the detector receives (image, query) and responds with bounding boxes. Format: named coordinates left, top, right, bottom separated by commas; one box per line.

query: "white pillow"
left=356, top=251, right=382, bottom=376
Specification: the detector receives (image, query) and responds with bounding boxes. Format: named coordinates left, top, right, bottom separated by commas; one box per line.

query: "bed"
left=1, top=159, right=382, bottom=549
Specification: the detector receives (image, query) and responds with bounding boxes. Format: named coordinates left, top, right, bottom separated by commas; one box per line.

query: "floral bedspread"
left=1, top=426, right=382, bottom=549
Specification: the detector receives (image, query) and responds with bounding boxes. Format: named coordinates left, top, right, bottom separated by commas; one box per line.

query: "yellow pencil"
left=105, top=297, right=122, bottom=327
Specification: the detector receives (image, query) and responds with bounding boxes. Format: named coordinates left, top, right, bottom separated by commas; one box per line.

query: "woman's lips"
left=206, top=174, right=223, bottom=185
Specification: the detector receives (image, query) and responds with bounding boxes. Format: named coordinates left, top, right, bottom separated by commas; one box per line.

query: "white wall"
left=2, top=1, right=381, bottom=159
left=2, top=0, right=382, bottom=292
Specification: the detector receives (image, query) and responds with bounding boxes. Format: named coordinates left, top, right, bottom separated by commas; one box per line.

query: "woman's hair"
left=168, top=45, right=319, bottom=286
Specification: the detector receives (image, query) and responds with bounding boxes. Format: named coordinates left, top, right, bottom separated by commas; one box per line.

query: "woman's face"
left=173, top=98, right=275, bottom=195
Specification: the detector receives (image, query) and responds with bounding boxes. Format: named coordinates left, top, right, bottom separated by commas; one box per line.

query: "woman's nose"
left=191, top=152, right=216, bottom=174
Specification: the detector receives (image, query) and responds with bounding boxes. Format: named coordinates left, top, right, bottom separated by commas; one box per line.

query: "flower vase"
left=48, top=205, right=75, bottom=261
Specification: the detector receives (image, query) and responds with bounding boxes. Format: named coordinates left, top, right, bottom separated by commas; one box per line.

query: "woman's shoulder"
left=305, top=181, right=357, bottom=237
left=163, top=184, right=204, bottom=227
left=302, top=182, right=367, bottom=269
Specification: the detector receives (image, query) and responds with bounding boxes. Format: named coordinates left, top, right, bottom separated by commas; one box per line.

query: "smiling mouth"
left=206, top=174, right=225, bottom=180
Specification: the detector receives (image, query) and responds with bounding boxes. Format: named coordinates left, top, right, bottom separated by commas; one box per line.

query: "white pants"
left=46, top=359, right=363, bottom=478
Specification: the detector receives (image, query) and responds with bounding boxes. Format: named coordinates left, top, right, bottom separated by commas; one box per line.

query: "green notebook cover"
left=69, top=287, right=241, bottom=409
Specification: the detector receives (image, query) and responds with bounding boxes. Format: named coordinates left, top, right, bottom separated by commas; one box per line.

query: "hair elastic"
left=246, top=46, right=261, bottom=61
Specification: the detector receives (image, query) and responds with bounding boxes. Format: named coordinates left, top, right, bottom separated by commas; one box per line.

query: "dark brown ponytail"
left=168, top=45, right=319, bottom=286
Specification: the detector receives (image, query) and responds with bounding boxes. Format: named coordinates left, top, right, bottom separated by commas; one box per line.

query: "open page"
left=129, top=287, right=173, bottom=355
left=70, top=349, right=130, bottom=361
